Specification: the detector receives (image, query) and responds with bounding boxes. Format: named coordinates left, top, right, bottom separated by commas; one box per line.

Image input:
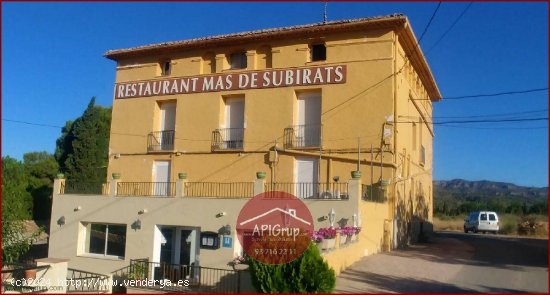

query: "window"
left=148, top=102, right=176, bottom=152
left=295, top=92, right=321, bottom=147
left=294, top=157, right=319, bottom=198
left=489, top=214, right=496, bottom=221
left=420, top=145, right=426, bottom=166
left=480, top=214, right=487, bottom=221
left=160, top=60, right=171, bottom=76
left=85, top=223, right=126, bottom=258
left=310, top=44, right=326, bottom=61
left=229, top=52, right=247, bottom=69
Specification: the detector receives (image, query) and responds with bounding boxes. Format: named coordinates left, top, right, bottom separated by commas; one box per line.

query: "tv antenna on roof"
left=323, top=1, right=328, bottom=24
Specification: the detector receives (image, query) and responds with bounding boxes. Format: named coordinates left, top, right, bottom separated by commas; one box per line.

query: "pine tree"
left=55, top=97, right=112, bottom=184
left=248, top=243, right=335, bottom=293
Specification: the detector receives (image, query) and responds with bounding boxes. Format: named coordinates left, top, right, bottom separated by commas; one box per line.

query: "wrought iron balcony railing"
left=211, top=128, right=244, bottom=151
left=283, top=124, right=321, bottom=149
left=264, top=182, right=348, bottom=199
left=148, top=130, right=175, bottom=152
left=116, top=182, right=176, bottom=197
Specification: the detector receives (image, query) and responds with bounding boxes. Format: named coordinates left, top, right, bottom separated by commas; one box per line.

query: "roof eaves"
left=104, top=14, right=406, bottom=60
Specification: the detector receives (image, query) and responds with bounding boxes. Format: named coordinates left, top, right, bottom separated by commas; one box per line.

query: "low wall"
left=322, top=200, right=389, bottom=275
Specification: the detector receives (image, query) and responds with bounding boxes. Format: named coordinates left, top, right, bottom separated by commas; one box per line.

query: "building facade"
left=48, top=14, right=441, bottom=287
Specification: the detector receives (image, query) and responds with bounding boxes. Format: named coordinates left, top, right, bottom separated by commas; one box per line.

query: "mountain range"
left=434, top=179, right=548, bottom=200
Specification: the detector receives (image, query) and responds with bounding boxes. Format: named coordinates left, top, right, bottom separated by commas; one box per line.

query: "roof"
left=104, top=14, right=441, bottom=101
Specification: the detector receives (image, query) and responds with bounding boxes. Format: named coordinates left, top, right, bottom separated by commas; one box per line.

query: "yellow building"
left=48, top=14, right=441, bottom=292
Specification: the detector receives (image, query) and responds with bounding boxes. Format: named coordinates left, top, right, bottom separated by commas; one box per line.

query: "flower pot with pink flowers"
left=312, top=227, right=337, bottom=250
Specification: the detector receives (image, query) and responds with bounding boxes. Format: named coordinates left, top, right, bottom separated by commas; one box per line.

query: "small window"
left=85, top=223, right=126, bottom=258
left=160, top=60, right=171, bottom=76
left=489, top=214, right=496, bottom=221
left=420, top=145, right=426, bottom=166
left=310, top=44, right=326, bottom=61
left=480, top=214, right=487, bottom=221
left=229, top=52, right=247, bottom=69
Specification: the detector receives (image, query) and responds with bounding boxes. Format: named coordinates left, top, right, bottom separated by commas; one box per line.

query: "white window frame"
left=83, top=222, right=127, bottom=260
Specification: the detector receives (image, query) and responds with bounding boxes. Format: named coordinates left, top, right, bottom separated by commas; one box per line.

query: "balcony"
left=147, top=130, right=175, bottom=152
left=265, top=182, right=348, bottom=199
left=211, top=128, right=244, bottom=151
left=283, top=124, right=321, bottom=149
left=117, top=182, right=176, bottom=197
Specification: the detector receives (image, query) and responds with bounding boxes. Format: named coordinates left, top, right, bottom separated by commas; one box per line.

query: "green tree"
left=2, top=157, right=32, bottom=220
left=248, top=243, right=335, bottom=293
left=54, top=120, right=74, bottom=172
left=2, top=156, right=41, bottom=262
left=24, top=151, right=59, bottom=220
left=55, top=97, right=112, bottom=183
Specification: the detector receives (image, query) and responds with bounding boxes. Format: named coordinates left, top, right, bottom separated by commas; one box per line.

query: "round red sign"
left=236, top=191, right=314, bottom=265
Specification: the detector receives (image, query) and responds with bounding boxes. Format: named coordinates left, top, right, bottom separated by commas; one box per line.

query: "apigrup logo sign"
left=236, top=191, right=314, bottom=265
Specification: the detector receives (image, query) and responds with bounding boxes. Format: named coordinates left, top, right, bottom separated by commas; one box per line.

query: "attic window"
left=160, top=60, right=171, bottom=76
left=310, top=44, right=326, bottom=61
left=229, top=52, right=247, bottom=69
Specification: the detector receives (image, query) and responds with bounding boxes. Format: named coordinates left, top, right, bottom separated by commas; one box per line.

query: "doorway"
left=153, top=161, right=171, bottom=196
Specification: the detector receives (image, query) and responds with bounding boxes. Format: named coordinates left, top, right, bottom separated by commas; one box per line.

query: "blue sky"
left=2, top=2, right=548, bottom=187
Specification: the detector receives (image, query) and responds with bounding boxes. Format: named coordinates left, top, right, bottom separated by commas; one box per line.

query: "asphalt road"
left=335, top=231, right=548, bottom=293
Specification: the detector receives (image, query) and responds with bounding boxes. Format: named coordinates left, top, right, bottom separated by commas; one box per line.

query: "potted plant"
left=379, top=179, right=390, bottom=186
left=339, top=227, right=356, bottom=245
left=256, top=171, right=266, bottom=179
left=56, top=173, right=65, bottom=179
left=312, top=231, right=324, bottom=252
left=178, top=172, right=188, bottom=179
left=230, top=255, right=248, bottom=270
left=112, top=172, right=121, bottom=180
left=351, top=171, right=362, bottom=179
left=314, top=227, right=337, bottom=250
left=24, top=268, right=37, bottom=280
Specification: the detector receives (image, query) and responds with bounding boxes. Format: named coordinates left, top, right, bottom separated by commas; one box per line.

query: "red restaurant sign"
left=114, top=65, right=346, bottom=99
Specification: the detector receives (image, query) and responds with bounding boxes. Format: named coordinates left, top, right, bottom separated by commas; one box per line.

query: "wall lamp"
left=74, top=206, right=82, bottom=212
left=222, top=224, right=231, bottom=235
left=57, top=216, right=66, bottom=226
left=328, top=208, right=336, bottom=227
left=138, top=209, right=147, bottom=215
left=216, top=212, right=227, bottom=218
left=132, top=219, right=142, bottom=230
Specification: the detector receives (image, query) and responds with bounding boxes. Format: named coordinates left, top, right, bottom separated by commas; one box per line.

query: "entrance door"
left=295, top=157, right=318, bottom=198
left=153, top=161, right=171, bottom=196
left=154, top=226, right=200, bottom=282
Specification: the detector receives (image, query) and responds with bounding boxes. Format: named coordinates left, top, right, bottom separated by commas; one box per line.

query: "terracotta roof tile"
left=104, top=14, right=405, bottom=59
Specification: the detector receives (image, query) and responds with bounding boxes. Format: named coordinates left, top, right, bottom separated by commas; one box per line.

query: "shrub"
left=499, top=218, right=516, bottom=235
left=248, top=243, right=335, bottom=293
left=517, top=215, right=547, bottom=236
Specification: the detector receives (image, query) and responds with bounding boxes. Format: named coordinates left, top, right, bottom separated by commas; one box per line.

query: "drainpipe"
left=390, top=30, right=400, bottom=250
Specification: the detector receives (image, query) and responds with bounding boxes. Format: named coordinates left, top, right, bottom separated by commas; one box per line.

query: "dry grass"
left=433, top=216, right=466, bottom=232
left=433, top=214, right=548, bottom=238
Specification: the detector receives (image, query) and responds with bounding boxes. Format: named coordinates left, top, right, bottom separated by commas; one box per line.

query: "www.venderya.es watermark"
left=236, top=191, right=314, bottom=264
left=5, top=277, right=190, bottom=290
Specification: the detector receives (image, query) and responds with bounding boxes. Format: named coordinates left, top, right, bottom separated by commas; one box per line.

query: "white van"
left=464, top=211, right=499, bottom=234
